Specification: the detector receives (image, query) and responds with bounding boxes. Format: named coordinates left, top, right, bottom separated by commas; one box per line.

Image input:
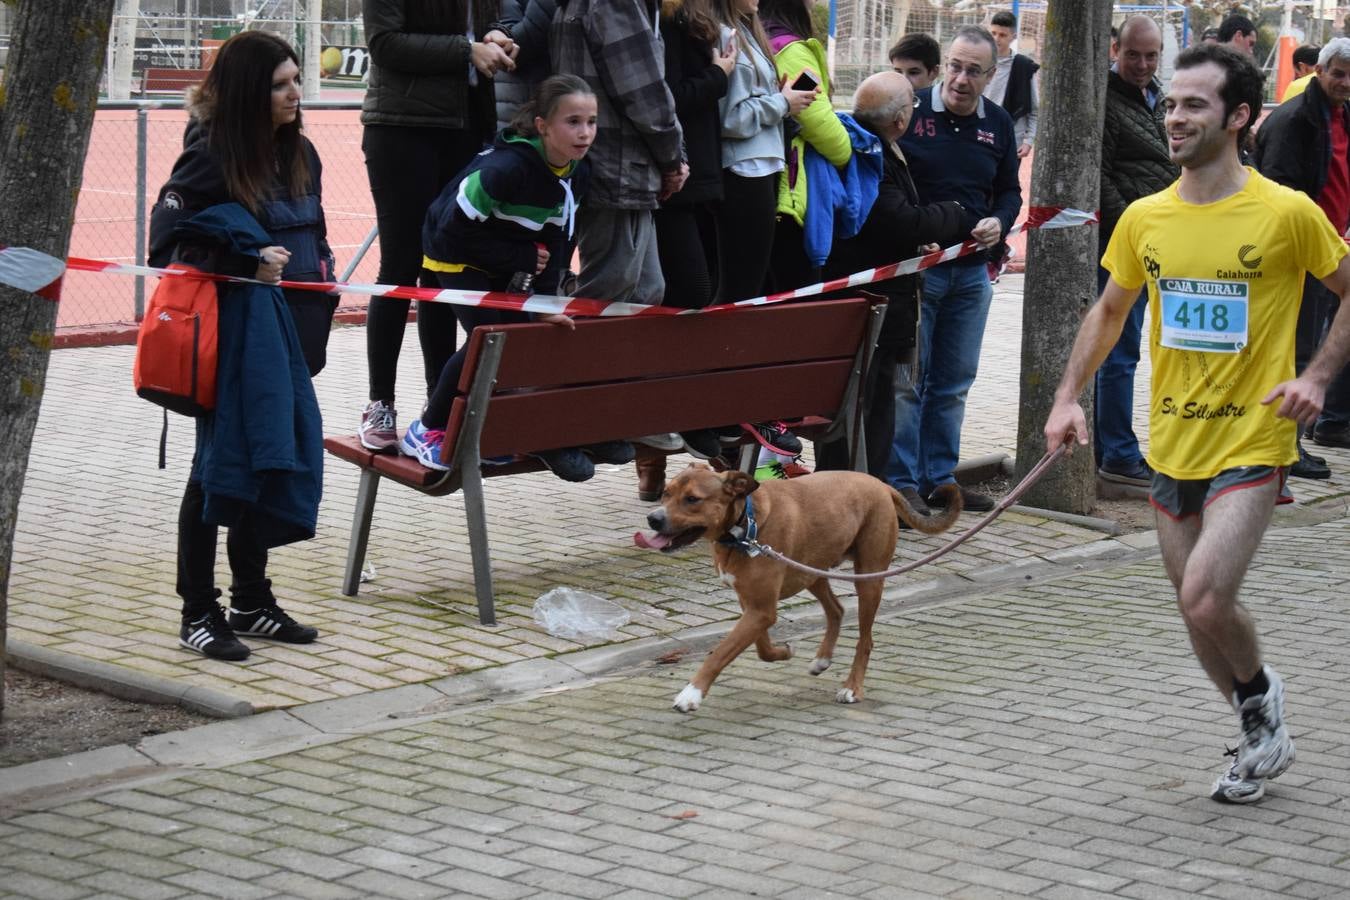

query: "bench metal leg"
left=737, top=443, right=758, bottom=474
left=342, top=469, right=381, bottom=597
left=460, top=464, right=497, bottom=625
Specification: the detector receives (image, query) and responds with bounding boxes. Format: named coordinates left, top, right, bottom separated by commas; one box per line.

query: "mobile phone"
left=791, top=69, right=820, bottom=91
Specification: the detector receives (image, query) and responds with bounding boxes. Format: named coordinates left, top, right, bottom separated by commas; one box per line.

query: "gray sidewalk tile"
left=9, top=277, right=1350, bottom=897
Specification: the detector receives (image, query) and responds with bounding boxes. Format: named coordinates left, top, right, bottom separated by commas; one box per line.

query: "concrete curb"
left=954, top=452, right=1014, bottom=484
left=7, top=640, right=254, bottom=719
left=1010, top=503, right=1124, bottom=534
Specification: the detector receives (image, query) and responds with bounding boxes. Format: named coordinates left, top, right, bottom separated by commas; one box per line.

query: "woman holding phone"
left=758, top=0, right=851, bottom=292
left=711, top=0, right=815, bottom=303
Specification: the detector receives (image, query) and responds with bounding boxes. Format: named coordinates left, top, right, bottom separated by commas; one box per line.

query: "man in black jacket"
left=819, top=71, right=973, bottom=485
left=1095, top=15, right=1179, bottom=488
left=1256, top=38, right=1350, bottom=462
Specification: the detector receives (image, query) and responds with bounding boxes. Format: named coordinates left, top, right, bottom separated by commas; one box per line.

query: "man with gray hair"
left=885, top=25, right=1023, bottom=514
left=818, top=71, right=974, bottom=476
left=1095, top=15, right=1180, bottom=488
left=1256, top=37, right=1350, bottom=470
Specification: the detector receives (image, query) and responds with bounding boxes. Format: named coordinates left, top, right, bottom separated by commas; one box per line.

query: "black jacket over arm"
left=825, top=140, right=971, bottom=351
left=1256, top=75, right=1348, bottom=211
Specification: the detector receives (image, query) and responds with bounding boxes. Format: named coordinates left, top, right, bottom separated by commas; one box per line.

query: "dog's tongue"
left=634, top=530, right=672, bottom=550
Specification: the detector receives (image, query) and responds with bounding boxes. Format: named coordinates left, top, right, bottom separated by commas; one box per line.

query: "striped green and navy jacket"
left=422, top=130, right=590, bottom=293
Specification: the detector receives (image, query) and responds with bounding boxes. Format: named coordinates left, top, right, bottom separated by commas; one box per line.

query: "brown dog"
left=636, top=463, right=961, bottom=712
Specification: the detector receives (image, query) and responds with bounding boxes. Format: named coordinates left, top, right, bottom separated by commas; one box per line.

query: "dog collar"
left=717, top=494, right=761, bottom=556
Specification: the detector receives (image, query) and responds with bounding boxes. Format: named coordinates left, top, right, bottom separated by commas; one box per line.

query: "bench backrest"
left=141, top=68, right=209, bottom=93
left=441, top=297, right=878, bottom=463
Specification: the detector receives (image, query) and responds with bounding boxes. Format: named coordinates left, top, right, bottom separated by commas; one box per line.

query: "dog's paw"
left=672, top=684, right=703, bottom=713
left=808, top=656, right=832, bottom=676
left=835, top=687, right=860, bottom=704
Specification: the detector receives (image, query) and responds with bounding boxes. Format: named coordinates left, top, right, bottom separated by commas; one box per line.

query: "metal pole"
left=339, top=224, right=379, bottom=282
left=134, top=106, right=148, bottom=321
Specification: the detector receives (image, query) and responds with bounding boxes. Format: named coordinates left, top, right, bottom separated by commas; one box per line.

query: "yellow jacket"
left=768, top=35, right=852, bottom=224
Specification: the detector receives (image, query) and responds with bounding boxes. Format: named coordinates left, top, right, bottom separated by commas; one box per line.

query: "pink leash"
left=749, top=447, right=1069, bottom=582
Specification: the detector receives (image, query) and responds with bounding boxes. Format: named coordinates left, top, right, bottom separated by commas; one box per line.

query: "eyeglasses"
left=945, top=61, right=992, bottom=79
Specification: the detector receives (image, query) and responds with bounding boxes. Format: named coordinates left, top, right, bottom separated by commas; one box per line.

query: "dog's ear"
left=722, top=470, right=759, bottom=497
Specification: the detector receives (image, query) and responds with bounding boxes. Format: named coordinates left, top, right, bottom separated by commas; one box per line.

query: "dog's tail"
left=891, top=484, right=962, bottom=534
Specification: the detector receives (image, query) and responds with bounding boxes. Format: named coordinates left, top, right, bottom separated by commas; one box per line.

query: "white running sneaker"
left=359, top=400, right=398, bottom=452
left=1235, top=665, right=1295, bottom=781
left=1211, top=748, right=1265, bottom=804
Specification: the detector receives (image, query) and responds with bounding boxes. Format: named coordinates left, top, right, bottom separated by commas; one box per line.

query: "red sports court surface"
left=63, top=104, right=1031, bottom=333
left=65, top=105, right=378, bottom=331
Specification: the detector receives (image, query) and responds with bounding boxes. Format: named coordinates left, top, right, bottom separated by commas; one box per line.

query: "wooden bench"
left=139, top=67, right=209, bottom=96
left=324, top=297, right=887, bottom=625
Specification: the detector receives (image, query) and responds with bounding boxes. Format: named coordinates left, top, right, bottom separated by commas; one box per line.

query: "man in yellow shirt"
left=1281, top=44, right=1320, bottom=101
left=1045, top=44, right=1350, bottom=804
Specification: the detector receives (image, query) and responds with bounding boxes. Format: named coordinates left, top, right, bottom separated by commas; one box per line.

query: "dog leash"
left=739, top=446, right=1069, bottom=583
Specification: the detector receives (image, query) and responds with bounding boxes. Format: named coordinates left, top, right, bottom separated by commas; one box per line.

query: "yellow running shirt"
left=1101, top=169, right=1348, bottom=480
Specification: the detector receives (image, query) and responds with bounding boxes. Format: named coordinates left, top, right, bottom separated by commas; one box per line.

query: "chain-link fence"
left=39, top=1, right=1350, bottom=332
left=65, top=101, right=375, bottom=331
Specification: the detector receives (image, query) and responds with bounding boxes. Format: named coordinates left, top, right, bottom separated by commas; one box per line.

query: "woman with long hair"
left=149, top=29, right=333, bottom=661
left=711, top=0, right=814, bottom=302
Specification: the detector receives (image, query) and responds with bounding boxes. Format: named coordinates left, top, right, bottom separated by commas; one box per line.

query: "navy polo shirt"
left=900, top=83, right=1023, bottom=266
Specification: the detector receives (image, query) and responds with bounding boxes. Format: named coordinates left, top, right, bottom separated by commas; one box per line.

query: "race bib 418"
left=1158, top=278, right=1249, bottom=353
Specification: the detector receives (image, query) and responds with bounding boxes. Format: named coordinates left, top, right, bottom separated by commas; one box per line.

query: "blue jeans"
left=1093, top=266, right=1147, bottom=468
left=887, top=263, right=993, bottom=494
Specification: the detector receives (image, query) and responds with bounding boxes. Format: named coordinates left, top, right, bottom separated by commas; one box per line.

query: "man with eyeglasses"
left=885, top=24, right=1023, bottom=516
left=819, top=71, right=975, bottom=476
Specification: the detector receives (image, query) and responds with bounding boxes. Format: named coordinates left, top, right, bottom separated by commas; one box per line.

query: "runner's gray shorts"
left=1149, top=466, right=1287, bottom=520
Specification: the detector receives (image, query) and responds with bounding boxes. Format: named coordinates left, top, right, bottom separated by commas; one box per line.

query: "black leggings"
left=715, top=171, right=778, bottom=303
left=655, top=204, right=718, bottom=310
left=363, top=123, right=485, bottom=403
left=177, top=478, right=270, bottom=618
left=422, top=270, right=530, bottom=429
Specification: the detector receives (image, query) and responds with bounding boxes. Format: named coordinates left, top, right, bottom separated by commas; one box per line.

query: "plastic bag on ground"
left=532, top=588, right=630, bottom=639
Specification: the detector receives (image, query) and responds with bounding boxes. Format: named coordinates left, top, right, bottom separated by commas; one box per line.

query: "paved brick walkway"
left=3, top=515, right=1348, bottom=898
left=5, top=276, right=1228, bottom=711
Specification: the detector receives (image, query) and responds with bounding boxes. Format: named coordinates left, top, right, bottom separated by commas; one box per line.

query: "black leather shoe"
left=1313, top=421, right=1350, bottom=448
left=1291, top=450, right=1331, bottom=479
left=927, top=485, right=995, bottom=513
left=897, top=487, right=931, bottom=530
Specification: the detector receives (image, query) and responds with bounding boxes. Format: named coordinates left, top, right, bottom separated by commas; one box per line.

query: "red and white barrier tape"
left=0, top=206, right=1096, bottom=314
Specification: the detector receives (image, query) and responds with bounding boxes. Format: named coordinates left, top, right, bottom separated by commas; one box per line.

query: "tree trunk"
left=1014, top=0, right=1114, bottom=513
left=0, top=0, right=116, bottom=719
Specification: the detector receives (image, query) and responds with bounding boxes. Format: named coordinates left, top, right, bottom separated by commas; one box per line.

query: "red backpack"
left=133, top=263, right=218, bottom=417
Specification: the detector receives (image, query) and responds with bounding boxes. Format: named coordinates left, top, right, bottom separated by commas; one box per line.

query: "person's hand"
left=970, top=216, right=1002, bottom=249
left=254, top=246, right=290, bottom=284
left=535, top=244, right=550, bottom=274
left=919, top=242, right=941, bottom=254
left=1262, top=376, right=1326, bottom=425
left=484, top=28, right=518, bottom=61
left=537, top=312, right=575, bottom=330
left=1043, top=400, right=1089, bottom=455
left=659, top=163, right=690, bottom=201
left=1017, top=143, right=1032, bottom=159
left=713, top=35, right=736, bottom=77
left=781, top=82, right=818, bottom=116
left=471, top=41, right=515, bottom=77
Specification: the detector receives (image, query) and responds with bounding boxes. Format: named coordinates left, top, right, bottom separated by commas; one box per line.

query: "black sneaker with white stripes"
left=180, top=605, right=250, bottom=661
left=228, top=604, right=319, bottom=643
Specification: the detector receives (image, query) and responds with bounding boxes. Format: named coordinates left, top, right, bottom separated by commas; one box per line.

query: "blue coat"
left=803, top=113, right=884, bottom=266
left=179, top=204, right=324, bottom=549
